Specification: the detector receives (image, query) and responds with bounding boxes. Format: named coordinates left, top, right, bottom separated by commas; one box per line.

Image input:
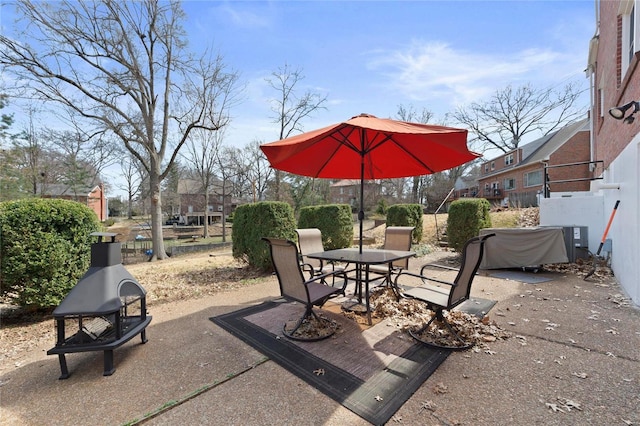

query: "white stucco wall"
left=539, top=195, right=604, bottom=254
left=604, top=137, right=639, bottom=304
left=541, top=138, right=639, bottom=305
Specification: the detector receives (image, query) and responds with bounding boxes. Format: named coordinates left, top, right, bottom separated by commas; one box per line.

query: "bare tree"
left=182, top=70, right=238, bottom=238
left=240, top=140, right=274, bottom=203
left=0, top=0, right=238, bottom=260
left=396, top=104, right=434, bottom=204
left=44, top=126, right=118, bottom=195
left=114, top=148, right=145, bottom=219
left=265, top=64, right=327, bottom=200
left=182, top=128, right=223, bottom=238
left=452, top=82, right=586, bottom=154
left=214, top=144, right=242, bottom=242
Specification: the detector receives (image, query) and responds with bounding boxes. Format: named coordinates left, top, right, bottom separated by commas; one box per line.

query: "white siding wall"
left=540, top=137, right=639, bottom=305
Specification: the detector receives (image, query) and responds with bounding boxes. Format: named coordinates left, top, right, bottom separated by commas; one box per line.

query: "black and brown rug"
left=211, top=297, right=495, bottom=425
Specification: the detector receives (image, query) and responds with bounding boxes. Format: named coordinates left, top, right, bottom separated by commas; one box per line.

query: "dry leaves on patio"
left=283, top=314, right=340, bottom=340
left=348, top=288, right=511, bottom=349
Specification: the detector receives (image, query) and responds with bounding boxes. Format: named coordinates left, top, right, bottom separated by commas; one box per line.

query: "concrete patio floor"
left=1, top=255, right=639, bottom=425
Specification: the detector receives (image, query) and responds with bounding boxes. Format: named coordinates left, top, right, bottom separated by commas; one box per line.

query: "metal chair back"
left=263, top=237, right=308, bottom=304
left=383, top=226, right=414, bottom=269
left=295, top=228, right=324, bottom=272
left=448, top=235, right=489, bottom=308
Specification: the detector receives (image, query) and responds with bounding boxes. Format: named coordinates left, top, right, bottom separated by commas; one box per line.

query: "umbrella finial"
left=353, top=113, right=376, bottom=119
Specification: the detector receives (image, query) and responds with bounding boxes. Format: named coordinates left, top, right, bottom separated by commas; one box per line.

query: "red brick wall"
left=179, top=193, right=233, bottom=216
left=547, top=131, right=592, bottom=192
left=87, top=187, right=106, bottom=221
left=595, top=1, right=640, bottom=171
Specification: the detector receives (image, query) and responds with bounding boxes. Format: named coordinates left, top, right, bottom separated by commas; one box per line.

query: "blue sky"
left=2, top=1, right=596, bottom=196
left=180, top=0, right=595, bottom=148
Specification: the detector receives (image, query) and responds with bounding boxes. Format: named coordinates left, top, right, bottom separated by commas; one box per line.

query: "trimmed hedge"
left=232, top=201, right=297, bottom=270
left=446, top=198, right=492, bottom=252
left=297, top=204, right=353, bottom=249
left=0, top=198, right=101, bottom=309
left=386, top=203, right=423, bottom=243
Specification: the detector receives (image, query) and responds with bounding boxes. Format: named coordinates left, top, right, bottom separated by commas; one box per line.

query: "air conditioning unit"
left=561, top=226, right=589, bottom=263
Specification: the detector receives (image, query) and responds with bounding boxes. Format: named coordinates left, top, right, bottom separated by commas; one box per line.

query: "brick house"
left=37, top=183, right=107, bottom=221
left=329, top=179, right=379, bottom=211
left=541, top=0, right=639, bottom=305
left=176, top=179, right=236, bottom=225
left=456, top=118, right=591, bottom=207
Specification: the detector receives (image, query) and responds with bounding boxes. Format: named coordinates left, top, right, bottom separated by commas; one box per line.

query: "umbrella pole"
left=359, top=158, right=365, bottom=254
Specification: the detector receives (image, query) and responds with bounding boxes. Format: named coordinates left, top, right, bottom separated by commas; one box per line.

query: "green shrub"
left=375, top=199, right=389, bottom=215
left=386, top=204, right=423, bottom=243
left=232, top=201, right=297, bottom=270
left=447, top=198, right=492, bottom=252
left=298, top=204, right=353, bottom=249
left=0, top=198, right=102, bottom=309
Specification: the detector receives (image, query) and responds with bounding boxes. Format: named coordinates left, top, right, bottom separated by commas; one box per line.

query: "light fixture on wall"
left=609, top=100, right=640, bottom=123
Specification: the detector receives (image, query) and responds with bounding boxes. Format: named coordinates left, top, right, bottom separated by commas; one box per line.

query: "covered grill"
left=47, top=232, right=152, bottom=379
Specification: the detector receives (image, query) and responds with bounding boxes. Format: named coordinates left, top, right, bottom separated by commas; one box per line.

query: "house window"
left=484, top=183, right=490, bottom=191
left=505, top=154, right=514, bottom=166
left=524, top=170, right=543, bottom=187
left=491, top=161, right=495, bottom=170
left=504, top=178, right=515, bottom=190
left=599, top=88, right=604, bottom=118
left=484, top=164, right=489, bottom=173
left=621, top=1, right=638, bottom=77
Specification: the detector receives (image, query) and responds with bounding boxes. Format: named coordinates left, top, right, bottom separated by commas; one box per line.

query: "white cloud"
left=367, top=40, right=584, bottom=108
left=216, top=3, right=272, bottom=29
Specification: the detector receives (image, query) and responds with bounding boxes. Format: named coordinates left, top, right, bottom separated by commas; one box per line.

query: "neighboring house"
left=454, top=118, right=591, bottom=207
left=37, top=183, right=107, bottom=221
left=329, top=179, right=379, bottom=211
left=176, top=179, right=236, bottom=225
left=545, top=1, right=639, bottom=305
left=452, top=176, right=479, bottom=200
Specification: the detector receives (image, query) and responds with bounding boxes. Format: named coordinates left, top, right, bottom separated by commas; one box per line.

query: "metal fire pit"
left=47, top=232, right=152, bottom=379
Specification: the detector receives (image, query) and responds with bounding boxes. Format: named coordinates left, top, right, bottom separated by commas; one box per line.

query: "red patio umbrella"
left=260, top=113, right=481, bottom=252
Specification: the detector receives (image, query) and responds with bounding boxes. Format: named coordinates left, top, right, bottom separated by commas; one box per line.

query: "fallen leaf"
left=433, top=382, right=448, bottom=394
left=418, top=400, right=437, bottom=412
left=557, top=398, right=582, bottom=411
left=545, top=402, right=566, bottom=413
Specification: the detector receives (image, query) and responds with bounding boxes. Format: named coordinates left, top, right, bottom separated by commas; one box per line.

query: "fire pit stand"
left=47, top=232, right=152, bottom=379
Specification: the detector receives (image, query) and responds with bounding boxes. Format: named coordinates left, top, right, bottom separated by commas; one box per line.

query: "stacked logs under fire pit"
left=47, top=232, right=152, bottom=379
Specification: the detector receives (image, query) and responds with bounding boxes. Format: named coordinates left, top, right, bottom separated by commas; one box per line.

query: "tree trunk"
left=149, top=171, right=167, bottom=260
left=203, top=191, right=210, bottom=238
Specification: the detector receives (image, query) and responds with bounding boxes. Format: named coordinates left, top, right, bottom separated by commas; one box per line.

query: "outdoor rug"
left=489, top=270, right=554, bottom=284
left=211, top=297, right=496, bottom=425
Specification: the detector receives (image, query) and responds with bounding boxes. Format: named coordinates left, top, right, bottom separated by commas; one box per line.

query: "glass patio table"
left=306, top=248, right=415, bottom=325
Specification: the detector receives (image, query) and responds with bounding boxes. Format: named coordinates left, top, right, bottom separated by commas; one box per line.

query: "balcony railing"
left=483, top=188, right=502, bottom=199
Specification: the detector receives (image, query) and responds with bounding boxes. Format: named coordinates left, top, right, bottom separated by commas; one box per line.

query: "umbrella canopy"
left=260, top=113, right=481, bottom=251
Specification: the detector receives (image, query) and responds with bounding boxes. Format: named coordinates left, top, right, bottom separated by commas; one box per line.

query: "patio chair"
left=395, top=233, right=495, bottom=350
left=368, top=226, right=414, bottom=290
left=263, top=237, right=347, bottom=341
left=295, top=228, right=346, bottom=280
